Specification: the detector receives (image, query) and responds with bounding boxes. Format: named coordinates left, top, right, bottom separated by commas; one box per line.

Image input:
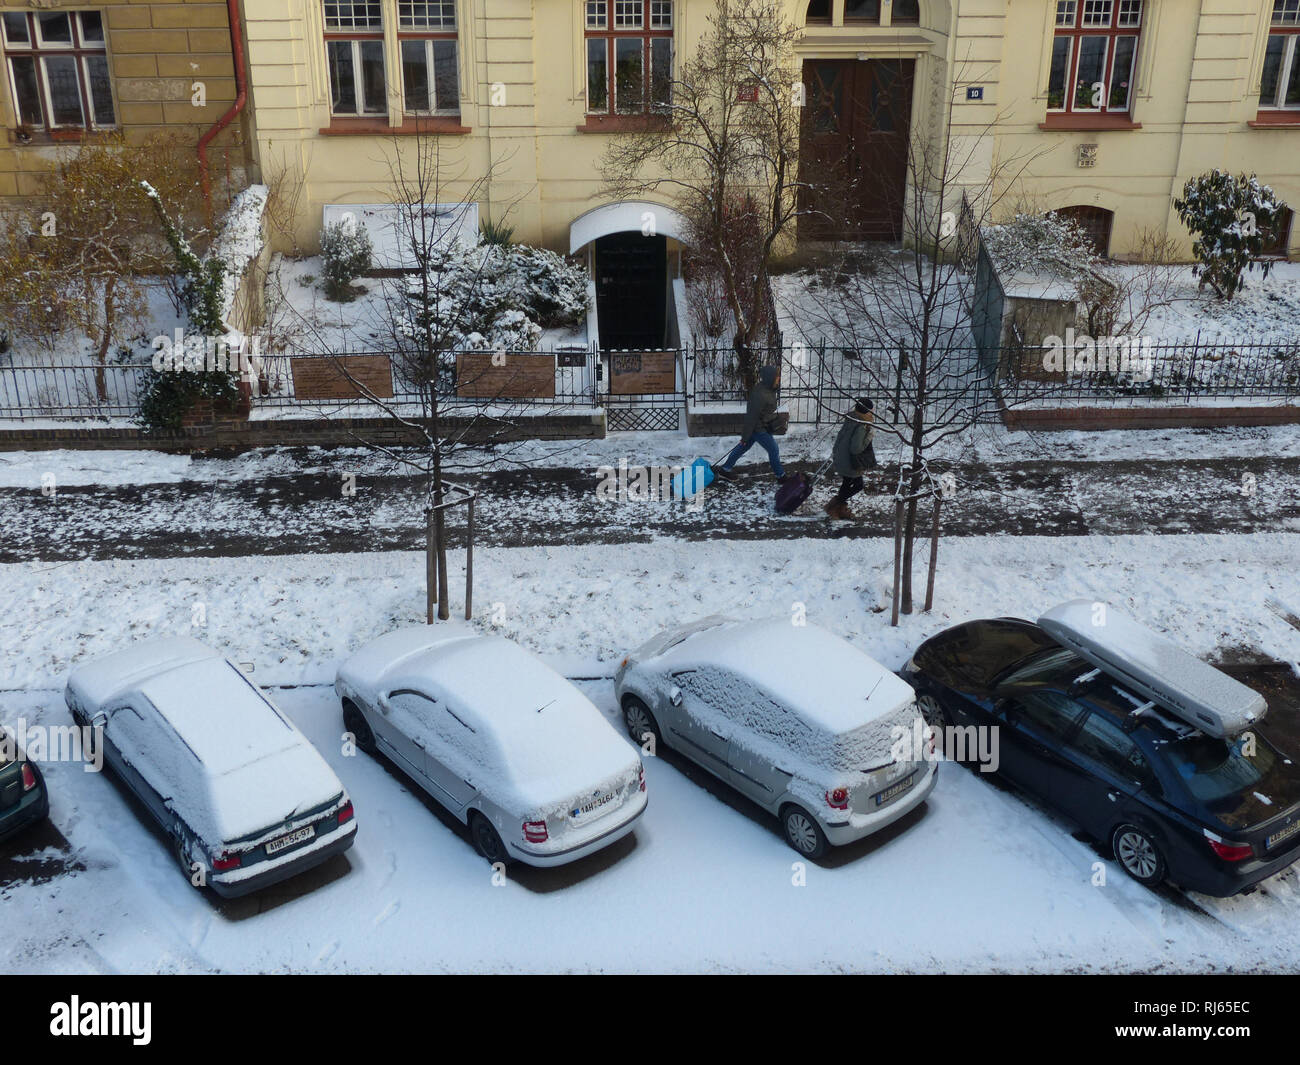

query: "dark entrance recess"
left=798, top=57, right=915, bottom=242
left=594, top=232, right=668, bottom=350
left=1051, top=205, right=1114, bottom=258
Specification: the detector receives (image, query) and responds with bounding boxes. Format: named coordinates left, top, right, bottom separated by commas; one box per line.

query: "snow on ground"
left=3, top=532, right=1297, bottom=694
left=2, top=532, right=1299, bottom=973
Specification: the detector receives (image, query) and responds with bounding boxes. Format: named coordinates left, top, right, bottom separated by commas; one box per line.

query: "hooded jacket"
left=741, top=365, right=782, bottom=439
left=832, top=409, right=875, bottom=477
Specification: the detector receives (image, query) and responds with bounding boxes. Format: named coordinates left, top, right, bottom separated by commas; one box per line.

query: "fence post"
left=893, top=342, right=908, bottom=426
left=465, top=496, right=474, bottom=622
left=891, top=494, right=905, bottom=628
left=1187, top=330, right=1200, bottom=403
left=816, top=339, right=826, bottom=425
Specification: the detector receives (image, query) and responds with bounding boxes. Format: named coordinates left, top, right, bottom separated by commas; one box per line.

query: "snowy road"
left=2, top=453, right=1298, bottom=561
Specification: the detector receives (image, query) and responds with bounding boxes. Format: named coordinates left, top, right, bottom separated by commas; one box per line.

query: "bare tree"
left=779, top=65, right=1053, bottom=619
left=275, top=132, right=592, bottom=622
left=600, top=0, right=815, bottom=387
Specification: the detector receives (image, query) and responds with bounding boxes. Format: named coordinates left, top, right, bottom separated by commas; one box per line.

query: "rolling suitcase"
left=774, top=459, right=831, bottom=514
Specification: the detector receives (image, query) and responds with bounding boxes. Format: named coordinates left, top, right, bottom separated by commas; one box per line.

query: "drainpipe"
left=198, top=0, right=248, bottom=214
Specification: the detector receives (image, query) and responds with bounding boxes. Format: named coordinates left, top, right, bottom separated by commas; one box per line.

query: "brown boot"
left=823, top=499, right=854, bottom=521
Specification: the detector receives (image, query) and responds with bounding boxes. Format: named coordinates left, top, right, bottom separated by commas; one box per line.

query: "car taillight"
left=927, top=726, right=937, bottom=756
left=638, top=766, right=646, bottom=792
left=337, top=801, right=354, bottom=825
left=826, top=787, right=849, bottom=810
left=211, top=851, right=242, bottom=872
left=20, top=762, right=37, bottom=792
left=523, top=820, right=548, bottom=843
left=1206, top=837, right=1253, bottom=862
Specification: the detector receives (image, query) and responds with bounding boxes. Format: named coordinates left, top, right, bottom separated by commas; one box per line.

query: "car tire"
left=622, top=695, right=662, bottom=752
left=916, top=692, right=953, bottom=729
left=781, top=804, right=829, bottom=859
left=469, top=812, right=511, bottom=865
left=1111, top=823, right=1167, bottom=887
left=343, top=700, right=377, bottom=755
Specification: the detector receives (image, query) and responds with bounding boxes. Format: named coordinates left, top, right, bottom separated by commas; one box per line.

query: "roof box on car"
left=1037, top=599, right=1267, bottom=739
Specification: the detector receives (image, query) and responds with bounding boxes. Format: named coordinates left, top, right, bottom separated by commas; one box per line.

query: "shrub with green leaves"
left=320, top=219, right=374, bottom=301
left=1174, top=170, right=1286, bottom=300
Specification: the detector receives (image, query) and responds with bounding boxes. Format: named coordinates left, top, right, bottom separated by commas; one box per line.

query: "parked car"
left=0, top=740, right=49, bottom=844
left=65, top=637, right=356, bottom=898
left=336, top=625, right=647, bottom=867
left=614, top=616, right=937, bottom=858
left=903, top=599, right=1300, bottom=897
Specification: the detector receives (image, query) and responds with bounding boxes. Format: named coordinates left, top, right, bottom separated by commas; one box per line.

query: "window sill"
left=8, top=126, right=115, bottom=146
left=1038, top=113, right=1141, bottom=131
left=1248, top=112, right=1300, bottom=128
left=577, top=114, right=671, bottom=133
left=319, top=116, right=471, bottom=136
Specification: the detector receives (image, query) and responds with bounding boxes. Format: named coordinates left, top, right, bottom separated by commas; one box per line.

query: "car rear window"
left=1164, top=733, right=1276, bottom=803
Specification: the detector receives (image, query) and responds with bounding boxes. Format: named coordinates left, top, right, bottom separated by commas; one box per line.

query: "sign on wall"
left=290, top=355, right=394, bottom=400
left=609, top=350, right=677, bottom=395
left=455, top=353, right=557, bottom=399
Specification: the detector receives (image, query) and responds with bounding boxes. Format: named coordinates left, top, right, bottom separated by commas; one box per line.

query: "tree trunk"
left=94, top=279, right=115, bottom=403
left=425, top=501, right=437, bottom=625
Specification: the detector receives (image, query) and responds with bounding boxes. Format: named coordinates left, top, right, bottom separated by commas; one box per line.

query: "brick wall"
left=0, top=412, right=607, bottom=452
left=1003, top=406, right=1300, bottom=432
left=0, top=1, right=248, bottom=201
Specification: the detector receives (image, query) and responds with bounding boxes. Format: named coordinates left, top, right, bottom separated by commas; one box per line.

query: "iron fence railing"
left=0, top=360, right=150, bottom=421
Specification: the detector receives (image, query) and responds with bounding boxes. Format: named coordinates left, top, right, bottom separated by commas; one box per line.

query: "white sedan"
left=336, top=625, right=647, bottom=867
left=65, top=637, right=357, bottom=898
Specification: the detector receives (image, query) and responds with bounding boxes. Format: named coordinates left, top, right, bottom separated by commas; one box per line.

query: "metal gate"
left=603, top=349, right=684, bottom=431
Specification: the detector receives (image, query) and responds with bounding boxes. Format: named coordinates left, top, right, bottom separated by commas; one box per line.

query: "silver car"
left=614, top=616, right=938, bottom=857
left=336, top=624, right=647, bottom=867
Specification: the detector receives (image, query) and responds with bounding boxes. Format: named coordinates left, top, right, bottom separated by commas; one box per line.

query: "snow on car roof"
left=66, top=635, right=214, bottom=714
left=653, top=618, right=915, bottom=733
left=136, top=656, right=298, bottom=776
left=343, top=622, right=480, bottom=692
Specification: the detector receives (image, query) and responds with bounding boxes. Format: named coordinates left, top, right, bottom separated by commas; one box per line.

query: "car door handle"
left=1107, top=790, right=1121, bottom=802
left=710, top=729, right=727, bottom=740
left=413, top=740, right=425, bottom=751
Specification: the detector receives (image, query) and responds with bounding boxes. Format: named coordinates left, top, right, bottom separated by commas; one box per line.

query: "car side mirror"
left=994, top=697, right=1017, bottom=721
left=669, top=686, right=683, bottom=708
left=91, top=712, right=108, bottom=731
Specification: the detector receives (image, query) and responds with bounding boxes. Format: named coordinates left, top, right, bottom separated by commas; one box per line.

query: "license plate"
left=573, top=792, right=616, bottom=818
left=266, top=824, right=315, bottom=856
left=1267, top=820, right=1300, bottom=850
left=875, top=773, right=916, bottom=806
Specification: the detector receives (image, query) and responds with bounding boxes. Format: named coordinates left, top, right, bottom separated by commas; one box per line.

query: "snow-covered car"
left=614, top=616, right=938, bottom=858
left=903, top=600, right=1300, bottom=897
left=335, top=625, right=647, bottom=867
left=65, top=637, right=356, bottom=898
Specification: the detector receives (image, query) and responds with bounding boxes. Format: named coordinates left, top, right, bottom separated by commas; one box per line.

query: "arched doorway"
left=1051, top=205, right=1115, bottom=258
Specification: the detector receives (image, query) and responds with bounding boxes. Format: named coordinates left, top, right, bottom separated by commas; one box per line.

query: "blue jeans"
left=722, top=431, right=784, bottom=478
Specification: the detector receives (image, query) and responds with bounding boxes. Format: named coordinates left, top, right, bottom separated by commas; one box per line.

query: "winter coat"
left=832, top=411, right=875, bottom=477
left=741, top=365, right=781, bottom=439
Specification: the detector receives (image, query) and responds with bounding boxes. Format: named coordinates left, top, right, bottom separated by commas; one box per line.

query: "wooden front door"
left=799, top=58, right=915, bottom=242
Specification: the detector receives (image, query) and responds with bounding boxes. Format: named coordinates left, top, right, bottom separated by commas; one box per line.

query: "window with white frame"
left=2, top=10, right=115, bottom=131
left=398, top=1, right=459, bottom=114
left=1260, top=0, right=1300, bottom=110
left=324, top=1, right=387, bottom=116
left=585, top=0, right=673, bottom=115
left=1047, top=0, right=1141, bottom=114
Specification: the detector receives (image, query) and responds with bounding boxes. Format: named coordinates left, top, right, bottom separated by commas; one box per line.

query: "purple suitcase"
left=774, top=460, right=831, bottom=514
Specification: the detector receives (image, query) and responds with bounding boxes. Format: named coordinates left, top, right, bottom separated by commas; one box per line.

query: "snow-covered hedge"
left=1173, top=170, right=1287, bottom=300
left=402, top=238, right=588, bottom=355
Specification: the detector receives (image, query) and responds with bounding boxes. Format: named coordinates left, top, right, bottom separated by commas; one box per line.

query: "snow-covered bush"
left=320, top=219, right=374, bottom=302
left=401, top=238, right=588, bottom=358
left=1174, top=170, right=1286, bottom=300
left=983, top=211, right=1102, bottom=285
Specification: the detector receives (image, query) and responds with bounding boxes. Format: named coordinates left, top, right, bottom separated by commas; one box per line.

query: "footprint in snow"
left=373, top=900, right=400, bottom=926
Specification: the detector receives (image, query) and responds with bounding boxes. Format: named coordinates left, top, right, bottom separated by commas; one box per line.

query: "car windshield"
left=1163, top=733, right=1276, bottom=804
left=996, top=647, right=1086, bottom=690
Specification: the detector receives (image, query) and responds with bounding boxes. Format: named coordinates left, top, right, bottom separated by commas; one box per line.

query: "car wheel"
left=622, top=696, right=662, bottom=751
left=916, top=693, right=952, bottom=729
left=1112, top=823, right=1167, bottom=887
left=343, top=700, right=377, bottom=755
left=469, top=812, right=511, bottom=865
left=781, top=804, right=829, bottom=859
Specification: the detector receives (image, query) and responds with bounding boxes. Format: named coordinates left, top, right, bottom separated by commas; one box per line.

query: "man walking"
left=824, top=397, right=876, bottom=520
left=714, top=365, right=793, bottom=483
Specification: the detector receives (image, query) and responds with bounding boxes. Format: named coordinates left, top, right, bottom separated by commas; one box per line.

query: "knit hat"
left=854, top=397, right=874, bottom=413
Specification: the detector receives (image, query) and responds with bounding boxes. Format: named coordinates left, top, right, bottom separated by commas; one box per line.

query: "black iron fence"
left=0, top=360, right=150, bottom=421
left=2, top=337, right=1296, bottom=424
